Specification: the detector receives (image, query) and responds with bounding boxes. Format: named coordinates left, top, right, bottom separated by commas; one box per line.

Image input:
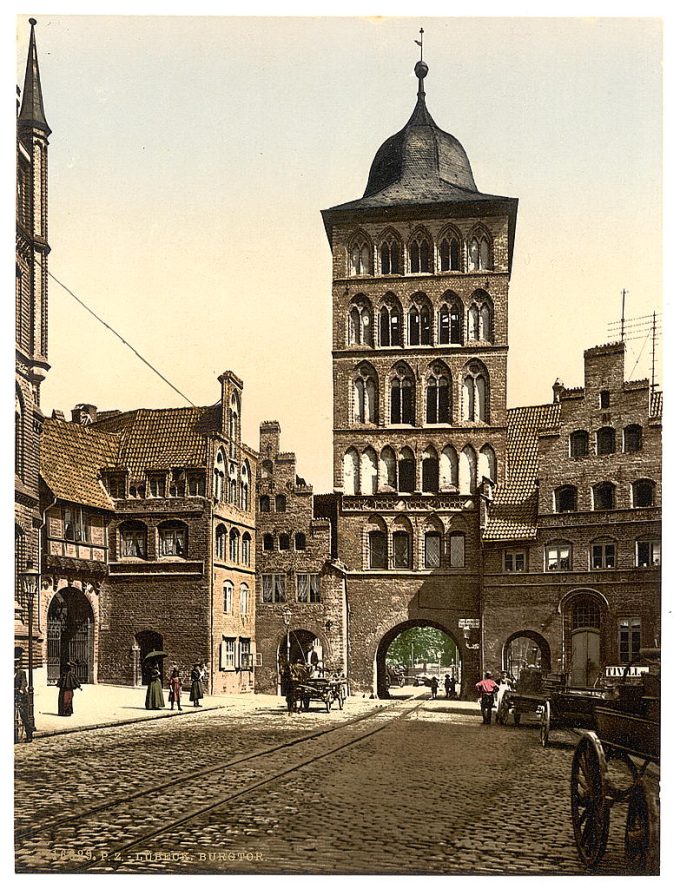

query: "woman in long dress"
left=57, top=663, right=81, bottom=716
left=189, top=663, right=203, bottom=707
left=145, top=666, right=165, bottom=709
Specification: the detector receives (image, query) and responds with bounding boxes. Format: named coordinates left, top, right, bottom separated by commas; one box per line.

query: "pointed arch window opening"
left=380, top=238, right=401, bottom=275
left=350, top=239, right=372, bottom=277
left=397, top=449, right=416, bottom=493
left=439, top=236, right=461, bottom=272
left=353, top=368, right=378, bottom=425
left=408, top=304, right=431, bottom=346
left=390, top=371, right=415, bottom=425
left=348, top=302, right=372, bottom=346
left=426, top=368, right=451, bottom=424
left=462, top=365, right=489, bottom=423
left=409, top=235, right=431, bottom=274
left=439, top=301, right=463, bottom=346
left=379, top=303, right=402, bottom=347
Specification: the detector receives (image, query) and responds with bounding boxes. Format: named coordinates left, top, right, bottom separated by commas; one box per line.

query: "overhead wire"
left=44, top=265, right=197, bottom=408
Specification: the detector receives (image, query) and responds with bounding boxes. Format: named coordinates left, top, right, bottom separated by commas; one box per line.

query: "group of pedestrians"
left=475, top=670, right=515, bottom=724
left=428, top=674, right=459, bottom=700
left=145, top=662, right=207, bottom=710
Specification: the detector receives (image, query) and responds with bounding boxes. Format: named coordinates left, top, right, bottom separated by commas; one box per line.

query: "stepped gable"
left=484, top=402, right=561, bottom=541
left=40, top=418, right=120, bottom=511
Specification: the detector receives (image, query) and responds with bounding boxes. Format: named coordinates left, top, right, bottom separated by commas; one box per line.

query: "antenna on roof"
left=415, top=28, right=424, bottom=62
left=620, top=288, right=627, bottom=342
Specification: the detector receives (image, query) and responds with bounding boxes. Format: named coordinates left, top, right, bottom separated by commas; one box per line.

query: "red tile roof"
left=484, top=403, right=561, bottom=541
left=41, top=419, right=119, bottom=511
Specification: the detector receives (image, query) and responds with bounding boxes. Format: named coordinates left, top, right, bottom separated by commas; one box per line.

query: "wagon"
left=497, top=668, right=608, bottom=744
left=570, top=649, right=660, bottom=872
left=294, top=677, right=347, bottom=712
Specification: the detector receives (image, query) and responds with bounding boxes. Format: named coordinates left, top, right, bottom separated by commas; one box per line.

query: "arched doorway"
left=276, top=629, right=324, bottom=696
left=502, top=631, right=551, bottom=679
left=569, top=595, right=602, bottom=686
left=135, top=630, right=164, bottom=685
left=47, top=589, right=94, bottom=684
left=375, top=620, right=462, bottom=700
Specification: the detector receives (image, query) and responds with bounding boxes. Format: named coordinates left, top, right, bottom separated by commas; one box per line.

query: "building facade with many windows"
left=254, top=422, right=347, bottom=694
left=15, top=19, right=51, bottom=669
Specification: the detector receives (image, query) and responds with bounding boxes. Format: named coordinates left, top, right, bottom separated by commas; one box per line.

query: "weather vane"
left=414, top=28, right=424, bottom=62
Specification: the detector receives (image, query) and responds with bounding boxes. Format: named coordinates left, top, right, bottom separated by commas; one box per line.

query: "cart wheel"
left=540, top=701, right=551, bottom=747
left=625, top=780, right=660, bottom=873
left=513, top=709, right=521, bottom=726
left=571, top=732, right=610, bottom=868
left=498, top=698, right=510, bottom=726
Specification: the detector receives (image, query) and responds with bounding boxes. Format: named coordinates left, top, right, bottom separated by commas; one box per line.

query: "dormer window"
left=105, top=473, right=127, bottom=499
left=148, top=473, right=166, bottom=498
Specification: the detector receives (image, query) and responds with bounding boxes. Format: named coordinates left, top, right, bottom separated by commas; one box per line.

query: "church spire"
left=19, top=18, right=51, bottom=136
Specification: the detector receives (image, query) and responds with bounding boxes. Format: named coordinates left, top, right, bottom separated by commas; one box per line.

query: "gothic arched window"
left=408, top=233, right=431, bottom=273
left=390, top=364, right=415, bottom=425
left=353, top=363, right=378, bottom=425
left=343, top=448, right=360, bottom=495
left=426, top=362, right=451, bottom=424
left=348, top=297, right=372, bottom=346
left=379, top=296, right=402, bottom=347
left=439, top=233, right=461, bottom=272
left=408, top=297, right=432, bottom=345
left=461, top=361, right=490, bottom=423
left=214, top=449, right=226, bottom=501
left=349, top=236, right=372, bottom=276
left=379, top=234, right=401, bottom=275
left=439, top=292, right=463, bottom=345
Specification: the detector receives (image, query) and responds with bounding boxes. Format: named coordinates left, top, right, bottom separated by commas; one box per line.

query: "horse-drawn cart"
left=294, top=677, right=346, bottom=712
left=570, top=649, right=660, bottom=872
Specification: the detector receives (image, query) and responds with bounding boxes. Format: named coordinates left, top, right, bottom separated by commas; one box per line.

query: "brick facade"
left=254, top=422, right=347, bottom=694
left=15, top=20, right=51, bottom=670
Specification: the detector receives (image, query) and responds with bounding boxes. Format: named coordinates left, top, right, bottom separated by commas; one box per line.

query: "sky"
left=13, top=8, right=664, bottom=492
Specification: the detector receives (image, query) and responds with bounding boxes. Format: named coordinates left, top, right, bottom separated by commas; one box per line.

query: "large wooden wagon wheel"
left=571, top=732, right=610, bottom=868
left=625, top=780, right=660, bottom=873
left=539, top=700, right=551, bottom=747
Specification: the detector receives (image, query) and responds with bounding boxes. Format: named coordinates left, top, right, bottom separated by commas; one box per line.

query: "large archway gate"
left=375, top=619, right=473, bottom=699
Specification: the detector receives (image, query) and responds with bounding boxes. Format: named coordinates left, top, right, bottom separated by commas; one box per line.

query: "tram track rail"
left=16, top=693, right=427, bottom=871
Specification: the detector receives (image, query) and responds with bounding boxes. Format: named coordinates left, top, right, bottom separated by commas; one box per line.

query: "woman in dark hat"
left=56, top=662, right=81, bottom=716
left=145, top=665, right=165, bottom=710
left=189, top=663, right=203, bottom=707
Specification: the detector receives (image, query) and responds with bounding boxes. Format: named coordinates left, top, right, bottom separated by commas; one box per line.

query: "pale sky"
left=14, top=11, right=663, bottom=492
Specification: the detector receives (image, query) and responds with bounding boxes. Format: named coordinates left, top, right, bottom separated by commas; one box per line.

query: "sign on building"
left=458, top=619, right=480, bottom=629
left=605, top=665, right=649, bottom=678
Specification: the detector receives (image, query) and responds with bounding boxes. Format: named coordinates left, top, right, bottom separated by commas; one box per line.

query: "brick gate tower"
left=321, top=56, right=518, bottom=697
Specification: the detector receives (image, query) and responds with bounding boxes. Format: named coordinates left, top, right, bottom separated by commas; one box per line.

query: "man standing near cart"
left=475, top=671, right=499, bottom=725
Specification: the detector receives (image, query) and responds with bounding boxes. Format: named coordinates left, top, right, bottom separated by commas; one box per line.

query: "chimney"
left=552, top=378, right=565, bottom=403
left=71, top=404, right=97, bottom=425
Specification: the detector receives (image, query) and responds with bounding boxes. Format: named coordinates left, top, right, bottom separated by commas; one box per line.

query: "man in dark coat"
left=14, top=659, right=34, bottom=741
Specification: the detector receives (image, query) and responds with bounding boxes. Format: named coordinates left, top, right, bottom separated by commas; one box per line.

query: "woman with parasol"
left=144, top=650, right=167, bottom=710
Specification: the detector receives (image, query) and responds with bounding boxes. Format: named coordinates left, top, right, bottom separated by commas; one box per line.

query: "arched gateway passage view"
left=378, top=622, right=461, bottom=699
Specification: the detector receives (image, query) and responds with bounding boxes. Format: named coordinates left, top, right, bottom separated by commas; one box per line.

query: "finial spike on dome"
left=414, top=28, right=428, bottom=100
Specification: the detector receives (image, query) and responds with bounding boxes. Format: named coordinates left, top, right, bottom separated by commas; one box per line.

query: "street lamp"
left=282, top=606, right=292, bottom=664
left=20, top=559, right=40, bottom=738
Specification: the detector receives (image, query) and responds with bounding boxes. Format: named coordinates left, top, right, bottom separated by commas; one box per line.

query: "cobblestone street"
left=15, top=694, right=641, bottom=875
